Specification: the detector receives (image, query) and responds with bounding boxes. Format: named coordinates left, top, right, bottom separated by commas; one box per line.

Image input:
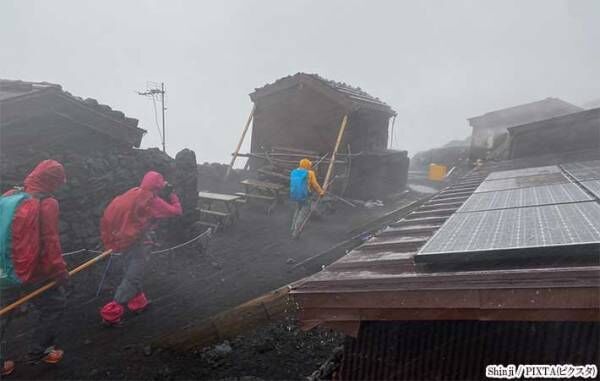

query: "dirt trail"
left=4, top=197, right=414, bottom=380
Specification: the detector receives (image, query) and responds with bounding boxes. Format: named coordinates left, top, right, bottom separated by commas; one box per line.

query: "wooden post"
left=323, top=114, right=348, bottom=192
left=225, top=104, right=256, bottom=180
left=0, top=250, right=112, bottom=317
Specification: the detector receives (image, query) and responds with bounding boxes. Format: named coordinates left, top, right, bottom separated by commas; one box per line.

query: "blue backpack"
left=0, top=192, right=32, bottom=288
left=289, top=168, right=309, bottom=202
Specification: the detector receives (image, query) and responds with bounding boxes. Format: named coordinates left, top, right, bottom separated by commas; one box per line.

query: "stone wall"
left=0, top=147, right=198, bottom=251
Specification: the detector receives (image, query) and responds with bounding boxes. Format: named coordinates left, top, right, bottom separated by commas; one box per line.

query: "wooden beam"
left=226, top=104, right=256, bottom=180
left=323, top=114, right=349, bottom=192
left=156, top=283, right=299, bottom=351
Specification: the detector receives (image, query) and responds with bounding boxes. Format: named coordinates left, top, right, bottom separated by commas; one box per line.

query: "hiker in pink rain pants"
left=99, top=171, right=182, bottom=326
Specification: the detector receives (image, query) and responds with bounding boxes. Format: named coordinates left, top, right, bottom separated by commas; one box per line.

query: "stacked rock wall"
left=0, top=147, right=198, bottom=251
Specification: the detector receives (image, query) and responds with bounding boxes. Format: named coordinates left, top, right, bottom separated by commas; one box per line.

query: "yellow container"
left=428, top=163, right=448, bottom=181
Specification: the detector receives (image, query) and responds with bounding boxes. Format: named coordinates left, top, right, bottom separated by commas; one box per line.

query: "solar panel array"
left=474, top=172, right=570, bottom=193
left=458, top=183, right=592, bottom=213
left=581, top=180, right=600, bottom=199
left=419, top=202, right=600, bottom=257
left=561, top=160, right=600, bottom=181
left=417, top=161, right=600, bottom=264
left=485, top=165, right=561, bottom=180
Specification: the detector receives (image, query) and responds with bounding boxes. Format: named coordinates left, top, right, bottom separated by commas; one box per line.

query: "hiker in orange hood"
left=100, top=171, right=182, bottom=326
left=299, top=159, right=325, bottom=197
left=289, top=158, right=325, bottom=238
left=1, top=160, right=69, bottom=375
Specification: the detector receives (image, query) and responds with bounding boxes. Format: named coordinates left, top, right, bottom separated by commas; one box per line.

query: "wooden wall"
left=346, top=109, right=389, bottom=153
left=251, top=85, right=391, bottom=156
left=251, top=84, right=347, bottom=156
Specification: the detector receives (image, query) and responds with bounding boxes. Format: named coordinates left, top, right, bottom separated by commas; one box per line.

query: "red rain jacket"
left=3, top=160, right=68, bottom=283
left=101, top=171, right=182, bottom=252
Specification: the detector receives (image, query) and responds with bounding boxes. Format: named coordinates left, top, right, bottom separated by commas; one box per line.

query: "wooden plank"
left=293, top=267, right=600, bottom=294
left=198, top=191, right=240, bottom=202
left=235, top=192, right=275, bottom=201
left=298, top=307, right=600, bottom=323
left=271, top=146, right=320, bottom=156
left=257, top=168, right=290, bottom=181
left=158, top=284, right=297, bottom=351
left=240, top=178, right=284, bottom=190
left=293, top=287, right=600, bottom=310
left=198, top=209, right=230, bottom=218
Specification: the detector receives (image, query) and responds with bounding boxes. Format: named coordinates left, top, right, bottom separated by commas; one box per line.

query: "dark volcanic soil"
left=154, top=318, right=344, bottom=380
left=2, top=195, right=414, bottom=380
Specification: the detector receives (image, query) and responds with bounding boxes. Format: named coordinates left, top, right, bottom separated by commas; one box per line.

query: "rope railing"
left=61, top=228, right=213, bottom=258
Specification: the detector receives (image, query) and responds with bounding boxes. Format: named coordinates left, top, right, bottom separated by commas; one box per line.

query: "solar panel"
left=475, top=173, right=571, bottom=193
left=581, top=180, right=600, bottom=199
left=458, top=183, right=592, bottom=212
left=485, top=165, right=561, bottom=181
left=417, top=202, right=600, bottom=261
left=561, top=160, right=600, bottom=181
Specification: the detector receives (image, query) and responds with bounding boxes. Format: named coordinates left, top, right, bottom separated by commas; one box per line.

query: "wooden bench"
left=235, top=192, right=275, bottom=201
left=197, top=192, right=242, bottom=230
left=239, top=179, right=285, bottom=215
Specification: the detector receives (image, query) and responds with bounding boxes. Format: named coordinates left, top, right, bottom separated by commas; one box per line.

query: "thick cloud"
left=1, top=0, right=598, bottom=162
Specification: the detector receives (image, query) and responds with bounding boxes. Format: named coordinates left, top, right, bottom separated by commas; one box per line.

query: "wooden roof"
left=292, top=149, right=600, bottom=335
left=250, top=73, right=396, bottom=116
left=0, top=79, right=146, bottom=147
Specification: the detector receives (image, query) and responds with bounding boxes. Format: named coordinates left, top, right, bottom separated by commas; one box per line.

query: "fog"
left=1, top=0, right=598, bottom=162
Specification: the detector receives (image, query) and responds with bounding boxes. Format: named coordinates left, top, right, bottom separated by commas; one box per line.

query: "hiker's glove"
left=159, top=182, right=174, bottom=201
left=169, top=192, right=180, bottom=204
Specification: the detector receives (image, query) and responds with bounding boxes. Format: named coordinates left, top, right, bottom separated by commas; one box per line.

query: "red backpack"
left=100, top=188, right=155, bottom=252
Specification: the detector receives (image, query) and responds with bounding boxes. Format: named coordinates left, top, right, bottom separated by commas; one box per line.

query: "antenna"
left=138, top=82, right=166, bottom=153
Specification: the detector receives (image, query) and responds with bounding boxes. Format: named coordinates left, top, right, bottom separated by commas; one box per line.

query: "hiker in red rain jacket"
left=100, top=171, right=182, bottom=326
left=1, top=160, right=69, bottom=376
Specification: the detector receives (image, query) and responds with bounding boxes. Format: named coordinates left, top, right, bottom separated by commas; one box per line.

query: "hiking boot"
left=41, top=348, right=63, bottom=364
left=1, top=360, right=15, bottom=376
left=133, top=300, right=152, bottom=315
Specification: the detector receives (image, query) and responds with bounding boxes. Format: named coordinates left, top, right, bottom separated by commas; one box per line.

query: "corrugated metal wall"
left=337, top=321, right=600, bottom=380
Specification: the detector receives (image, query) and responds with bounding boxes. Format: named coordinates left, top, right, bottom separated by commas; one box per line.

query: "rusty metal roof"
left=292, top=149, right=600, bottom=331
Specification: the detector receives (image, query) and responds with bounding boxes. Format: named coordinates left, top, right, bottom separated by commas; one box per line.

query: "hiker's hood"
left=140, top=171, right=166, bottom=193
left=299, top=159, right=312, bottom=170
left=24, top=160, right=66, bottom=194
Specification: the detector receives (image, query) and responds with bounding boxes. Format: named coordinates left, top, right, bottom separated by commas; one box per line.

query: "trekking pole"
left=326, top=192, right=356, bottom=207
left=295, top=115, right=348, bottom=238
left=313, top=153, right=329, bottom=168
left=295, top=176, right=338, bottom=237
left=95, top=252, right=114, bottom=297
left=0, top=250, right=112, bottom=317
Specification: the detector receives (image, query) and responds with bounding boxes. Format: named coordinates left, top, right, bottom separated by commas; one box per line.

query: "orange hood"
left=299, top=159, right=312, bottom=170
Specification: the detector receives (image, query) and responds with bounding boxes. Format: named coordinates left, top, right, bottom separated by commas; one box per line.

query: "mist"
left=1, top=0, right=598, bottom=161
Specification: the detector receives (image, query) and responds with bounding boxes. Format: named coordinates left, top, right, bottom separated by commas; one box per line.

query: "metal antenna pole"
left=138, top=82, right=167, bottom=153
left=161, top=82, right=166, bottom=153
